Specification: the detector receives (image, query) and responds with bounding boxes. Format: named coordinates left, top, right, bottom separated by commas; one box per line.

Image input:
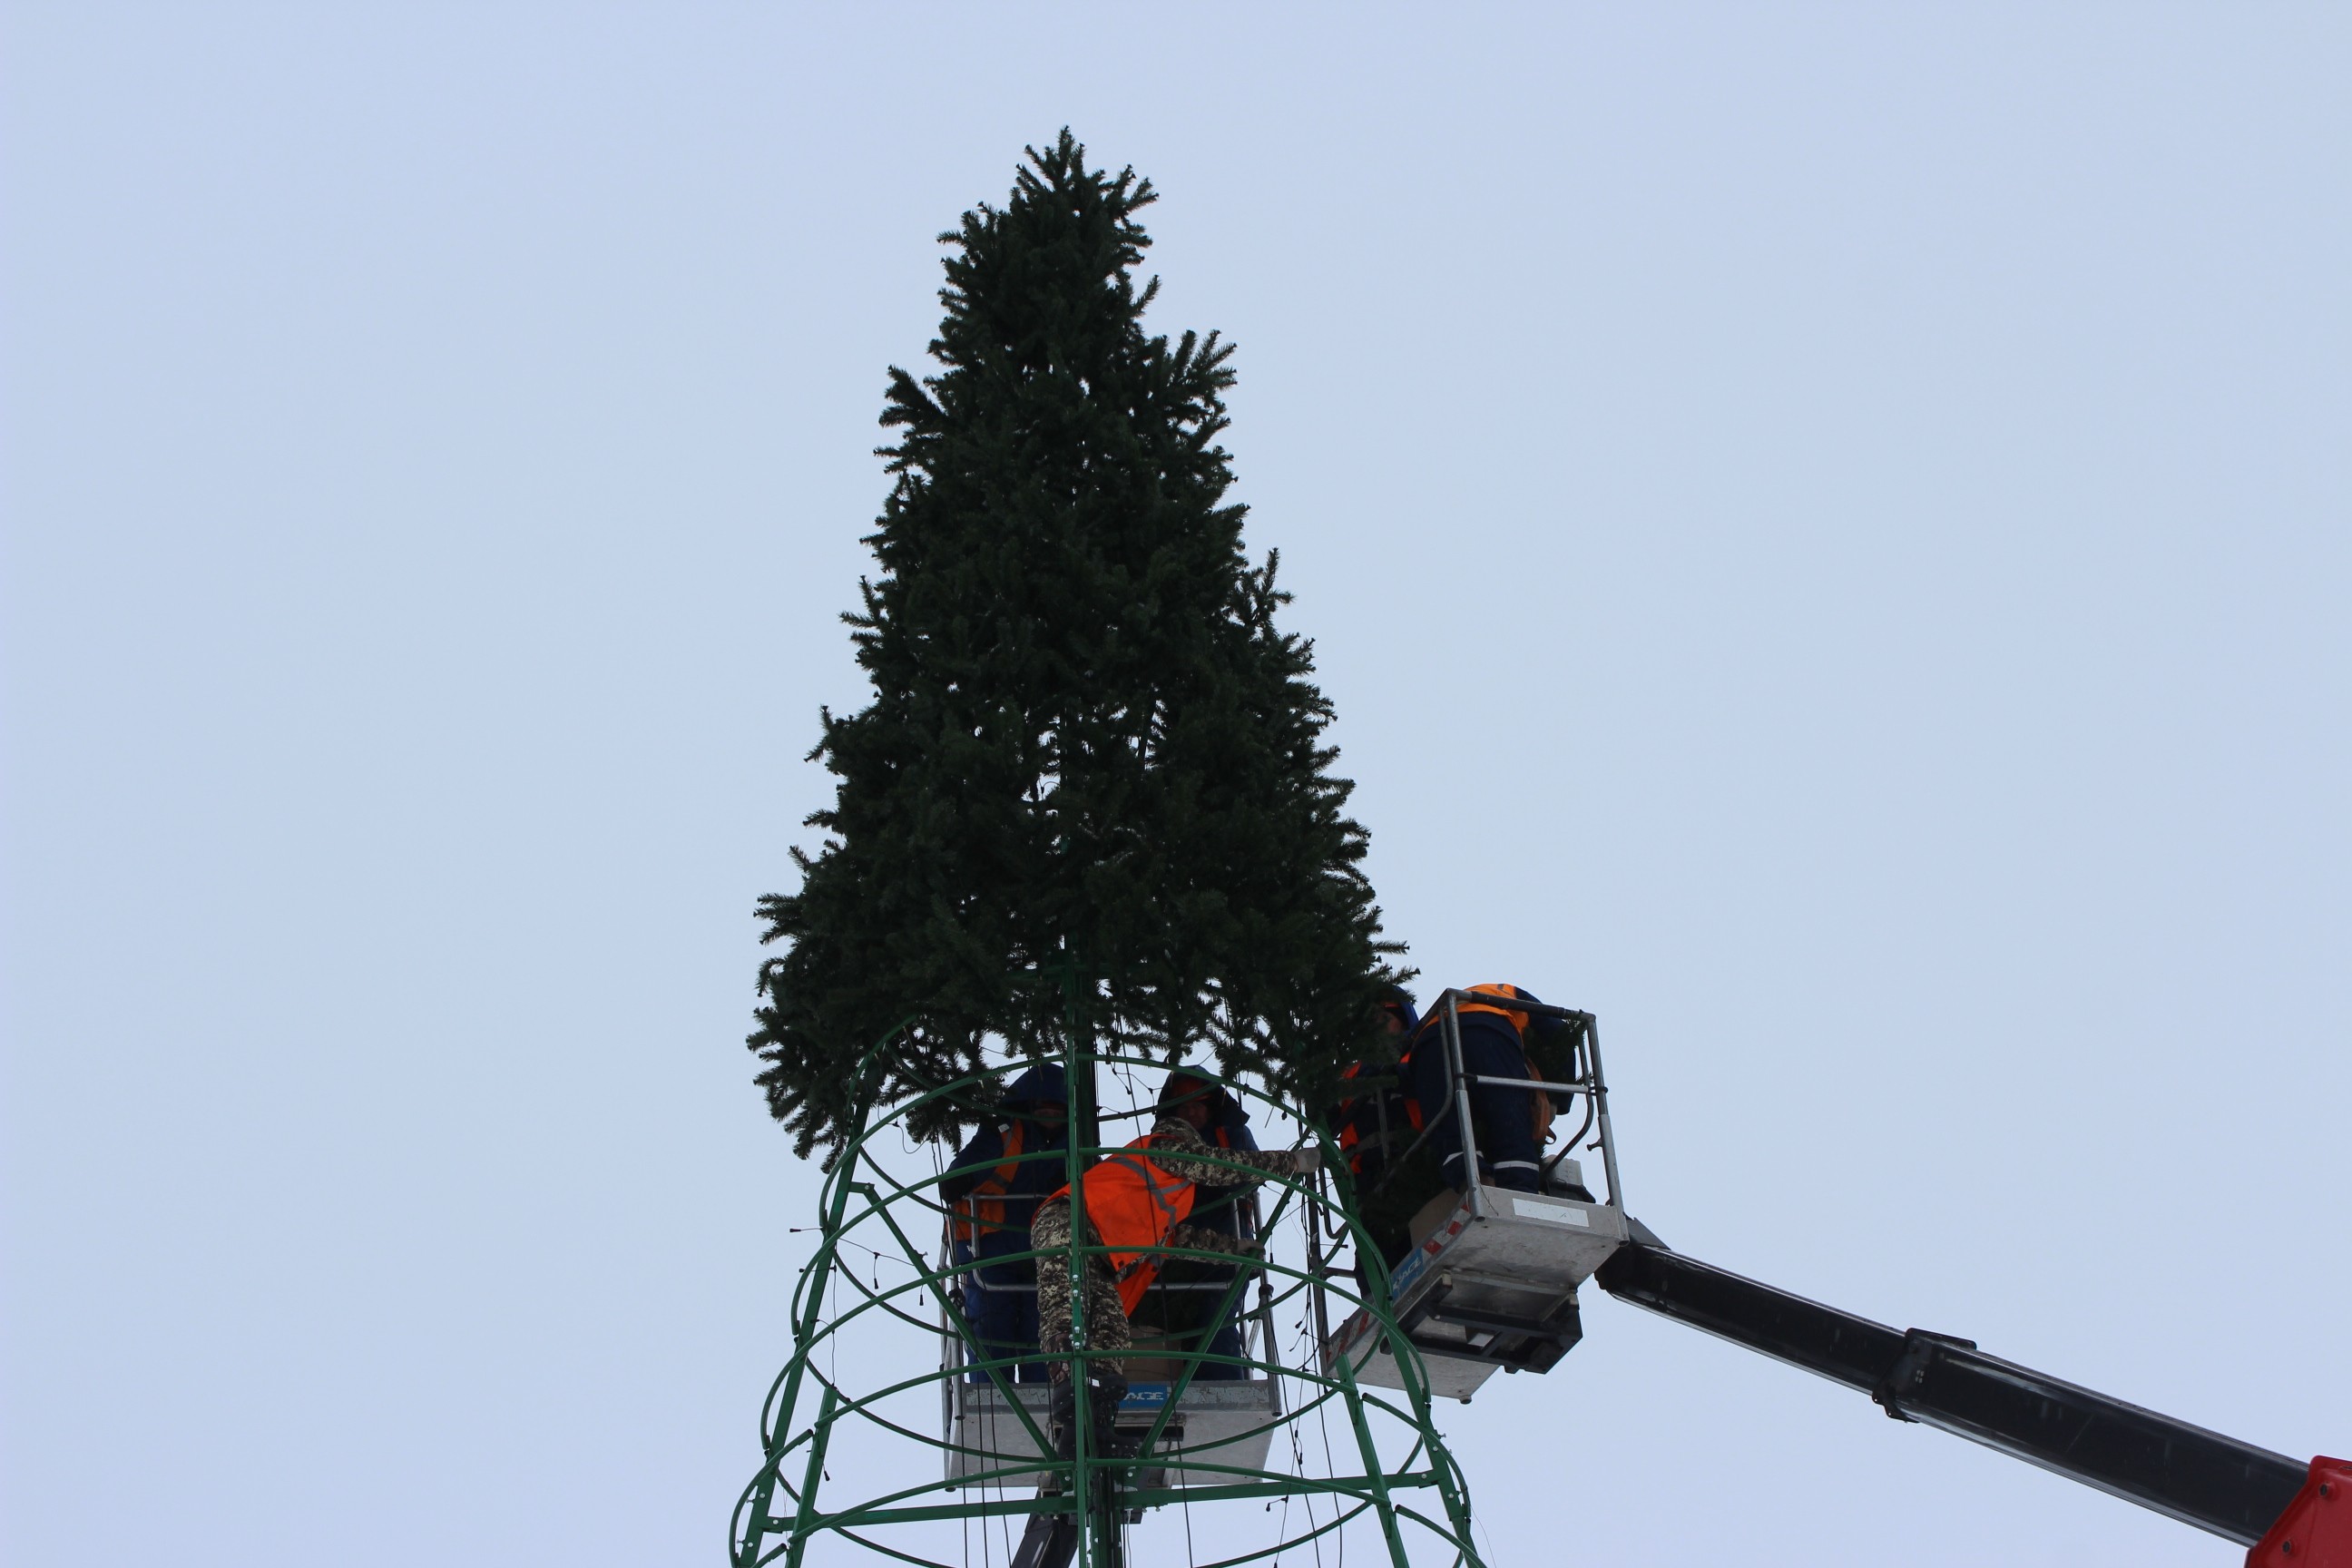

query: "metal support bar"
left=964, top=1276, right=1238, bottom=1296
left=1298, top=1100, right=1334, bottom=1359
left=1594, top=1242, right=2304, bottom=1545
left=1442, top=995, right=1483, bottom=1220
left=1463, top=1074, right=1583, bottom=1093
left=1581, top=1014, right=1623, bottom=1209
left=1052, top=1011, right=1116, bottom=1568
left=1332, top=1320, right=1423, bottom=1568
left=779, top=1469, right=1441, bottom=1537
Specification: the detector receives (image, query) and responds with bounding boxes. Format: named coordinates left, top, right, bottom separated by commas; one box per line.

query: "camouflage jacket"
left=1034, top=1116, right=1309, bottom=1259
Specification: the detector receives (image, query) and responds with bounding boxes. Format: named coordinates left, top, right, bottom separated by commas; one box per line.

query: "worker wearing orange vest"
left=1331, top=986, right=1431, bottom=1269
left=941, top=1063, right=1069, bottom=1384
left=1027, top=1073, right=1317, bottom=1457
left=1333, top=985, right=1422, bottom=1183
left=1407, top=984, right=1554, bottom=1193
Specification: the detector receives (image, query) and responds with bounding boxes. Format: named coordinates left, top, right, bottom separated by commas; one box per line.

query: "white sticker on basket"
left=1512, top=1198, right=1589, bottom=1226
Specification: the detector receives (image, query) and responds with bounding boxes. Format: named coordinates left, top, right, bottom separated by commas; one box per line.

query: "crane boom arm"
left=1593, top=1240, right=2308, bottom=1546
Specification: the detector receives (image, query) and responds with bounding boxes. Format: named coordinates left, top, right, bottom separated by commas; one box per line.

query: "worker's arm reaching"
left=1159, top=1220, right=1260, bottom=1259
left=1140, top=1113, right=1318, bottom=1257
left=1142, top=1113, right=1317, bottom=1186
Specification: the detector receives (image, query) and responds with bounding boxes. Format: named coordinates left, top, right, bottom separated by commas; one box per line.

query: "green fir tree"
left=750, top=132, right=1403, bottom=1156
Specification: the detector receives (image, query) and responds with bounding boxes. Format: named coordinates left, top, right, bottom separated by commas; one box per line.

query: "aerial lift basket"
left=1323, top=988, right=1632, bottom=1402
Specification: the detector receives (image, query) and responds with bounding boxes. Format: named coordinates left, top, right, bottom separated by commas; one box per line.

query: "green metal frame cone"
left=730, top=1036, right=1484, bottom=1567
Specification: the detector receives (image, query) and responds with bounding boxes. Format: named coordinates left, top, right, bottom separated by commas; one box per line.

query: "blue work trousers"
left=1410, top=1027, right=1542, bottom=1192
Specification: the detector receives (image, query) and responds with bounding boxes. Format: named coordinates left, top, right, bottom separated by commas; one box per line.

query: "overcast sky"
left=4, top=6, right=2346, bottom=1566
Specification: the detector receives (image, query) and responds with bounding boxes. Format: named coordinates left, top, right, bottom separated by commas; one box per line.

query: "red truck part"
left=2247, top=1457, right=2349, bottom=1568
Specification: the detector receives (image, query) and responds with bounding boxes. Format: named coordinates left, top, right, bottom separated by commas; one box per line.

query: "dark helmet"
left=1375, top=983, right=1420, bottom=1034
left=1156, top=1068, right=1220, bottom=1113
left=1001, top=1062, right=1068, bottom=1114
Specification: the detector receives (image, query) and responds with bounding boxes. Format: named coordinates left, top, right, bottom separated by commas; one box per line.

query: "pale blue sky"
left=4, top=6, right=2346, bottom=1565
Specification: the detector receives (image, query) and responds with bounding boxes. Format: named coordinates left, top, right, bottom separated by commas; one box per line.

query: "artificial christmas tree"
left=750, top=131, right=1401, bottom=1156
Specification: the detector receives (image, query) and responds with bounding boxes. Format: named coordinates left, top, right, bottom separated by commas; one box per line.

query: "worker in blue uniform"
left=1334, top=985, right=1429, bottom=1267
left=940, top=1063, right=1069, bottom=1383
left=1407, top=985, right=1553, bottom=1193
left=1335, top=986, right=1421, bottom=1190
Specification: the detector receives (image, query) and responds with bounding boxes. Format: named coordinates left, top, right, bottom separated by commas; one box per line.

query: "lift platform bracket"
left=2244, top=1456, right=2349, bottom=1568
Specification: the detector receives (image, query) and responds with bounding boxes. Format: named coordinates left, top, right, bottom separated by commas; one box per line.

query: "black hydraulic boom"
left=1593, top=1240, right=2308, bottom=1546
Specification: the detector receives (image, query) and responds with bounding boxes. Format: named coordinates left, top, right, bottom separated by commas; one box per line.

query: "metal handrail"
left=1421, top=988, right=1621, bottom=1218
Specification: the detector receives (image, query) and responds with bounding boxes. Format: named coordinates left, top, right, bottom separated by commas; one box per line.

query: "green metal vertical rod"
left=779, top=1383, right=841, bottom=1568
left=1056, top=978, right=1103, bottom=1568
left=1331, top=1337, right=1420, bottom=1568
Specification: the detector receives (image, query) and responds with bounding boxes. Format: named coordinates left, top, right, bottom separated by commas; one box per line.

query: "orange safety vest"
left=1453, top=983, right=1534, bottom=1035
left=1405, top=985, right=1534, bottom=1062
left=1048, top=1135, right=1200, bottom=1315
left=949, top=1121, right=1029, bottom=1248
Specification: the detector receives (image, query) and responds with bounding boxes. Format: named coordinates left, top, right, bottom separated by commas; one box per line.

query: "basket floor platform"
left=945, top=1377, right=1282, bottom=1487
left=1324, top=1182, right=1629, bottom=1402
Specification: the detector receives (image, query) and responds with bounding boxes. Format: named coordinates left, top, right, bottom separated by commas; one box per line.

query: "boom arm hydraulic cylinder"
left=1594, top=1241, right=2318, bottom=1553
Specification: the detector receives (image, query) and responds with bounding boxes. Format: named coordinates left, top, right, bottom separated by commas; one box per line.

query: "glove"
left=1291, top=1143, right=1323, bottom=1175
